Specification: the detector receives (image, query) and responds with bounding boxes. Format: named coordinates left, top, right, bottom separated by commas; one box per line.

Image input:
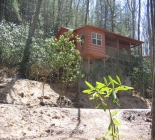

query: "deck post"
left=117, top=38, right=120, bottom=76
left=117, top=38, right=119, bottom=57
left=117, top=38, right=121, bottom=97
left=87, top=55, right=91, bottom=82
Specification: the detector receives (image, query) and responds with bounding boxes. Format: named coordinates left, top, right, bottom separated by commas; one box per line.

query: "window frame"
left=91, top=32, right=102, bottom=46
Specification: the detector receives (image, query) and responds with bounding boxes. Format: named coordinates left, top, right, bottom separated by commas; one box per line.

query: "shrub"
left=0, top=21, right=28, bottom=65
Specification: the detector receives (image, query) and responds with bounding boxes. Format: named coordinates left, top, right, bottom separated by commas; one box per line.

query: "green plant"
left=131, top=55, right=152, bottom=97
left=0, top=20, right=28, bottom=65
left=83, top=75, right=133, bottom=140
left=29, top=31, right=82, bottom=105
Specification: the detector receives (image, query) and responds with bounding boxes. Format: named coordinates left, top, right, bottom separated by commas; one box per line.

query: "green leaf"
left=93, top=94, right=97, bottom=107
left=104, top=90, right=112, bottom=97
left=95, top=104, right=100, bottom=109
left=108, top=75, right=114, bottom=88
left=108, top=122, right=112, bottom=131
left=104, top=131, right=109, bottom=138
left=113, top=118, right=121, bottom=126
left=98, top=94, right=103, bottom=101
left=85, top=81, right=95, bottom=90
left=115, top=97, right=120, bottom=106
left=115, top=86, right=134, bottom=92
left=104, top=130, right=109, bottom=138
left=116, top=75, right=122, bottom=85
left=99, top=88, right=110, bottom=95
left=82, top=89, right=94, bottom=94
left=103, top=77, right=108, bottom=85
left=96, top=82, right=105, bottom=89
left=111, top=110, right=119, bottom=116
left=113, top=79, right=119, bottom=85
left=101, top=102, right=107, bottom=111
left=89, top=97, right=93, bottom=100
left=111, top=90, right=117, bottom=104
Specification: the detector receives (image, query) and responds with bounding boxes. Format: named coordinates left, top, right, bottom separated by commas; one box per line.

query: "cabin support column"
left=117, top=38, right=121, bottom=97
left=117, top=39, right=119, bottom=58
left=129, top=41, right=131, bottom=59
left=87, top=55, right=91, bottom=82
left=104, top=57, right=106, bottom=68
left=117, top=38, right=120, bottom=77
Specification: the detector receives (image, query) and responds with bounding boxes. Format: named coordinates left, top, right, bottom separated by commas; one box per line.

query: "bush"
left=0, top=21, right=29, bottom=65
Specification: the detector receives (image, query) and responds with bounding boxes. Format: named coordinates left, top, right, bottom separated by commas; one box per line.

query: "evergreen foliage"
left=29, top=31, right=82, bottom=96
left=0, top=21, right=28, bottom=65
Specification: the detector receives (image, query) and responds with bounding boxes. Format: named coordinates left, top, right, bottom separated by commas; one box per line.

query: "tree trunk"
left=75, top=0, right=89, bottom=102
left=74, top=0, right=80, bottom=28
left=20, top=0, right=43, bottom=76
left=151, top=0, right=155, bottom=139
left=152, top=70, right=155, bottom=140
left=138, top=0, right=141, bottom=54
left=0, top=0, right=21, bottom=24
left=127, top=0, right=136, bottom=38
left=54, top=0, right=61, bottom=36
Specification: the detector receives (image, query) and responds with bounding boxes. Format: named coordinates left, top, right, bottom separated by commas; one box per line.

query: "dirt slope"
left=0, top=78, right=152, bottom=140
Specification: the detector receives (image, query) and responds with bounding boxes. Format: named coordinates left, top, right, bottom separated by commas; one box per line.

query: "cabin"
left=56, top=25, right=144, bottom=94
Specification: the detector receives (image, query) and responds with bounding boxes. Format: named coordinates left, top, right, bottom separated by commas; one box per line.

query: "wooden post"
left=117, top=38, right=120, bottom=76
left=117, top=39, right=121, bottom=97
left=104, top=57, right=106, bottom=68
left=117, top=38, right=119, bottom=58
left=129, top=41, right=131, bottom=59
left=87, top=55, right=91, bottom=82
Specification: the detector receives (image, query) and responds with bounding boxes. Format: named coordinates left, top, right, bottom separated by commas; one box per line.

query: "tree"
left=75, top=0, right=89, bottom=102
left=51, top=32, right=82, bottom=102
left=20, top=0, right=43, bottom=76
left=0, top=0, right=21, bottom=24
left=28, top=30, right=82, bottom=106
left=137, top=0, right=141, bottom=54
left=127, top=0, right=137, bottom=38
left=151, top=0, right=155, bottom=138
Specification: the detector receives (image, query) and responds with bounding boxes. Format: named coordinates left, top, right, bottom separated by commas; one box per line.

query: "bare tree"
left=137, top=0, right=141, bottom=54
left=127, top=0, right=137, bottom=38
left=74, top=0, right=80, bottom=28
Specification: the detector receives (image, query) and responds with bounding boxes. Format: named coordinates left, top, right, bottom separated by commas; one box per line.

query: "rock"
left=146, top=111, right=152, bottom=117
left=38, top=95, right=50, bottom=99
left=0, top=83, right=7, bottom=88
left=33, top=110, right=38, bottom=113
left=145, top=118, right=152, bottom=122
left=47, top=114, right=51, bottom=117
left=28, top=127, right=32, bottom=131
left=45, top=129, right=54, bottom=134
left=18, top=92, right=24, bottom=98
left=40, top=101, right=45, bottom=106
left=127, top=114, right=135, bottom=121
left=52, top=115, right=60, bottom=119
left=30, top=93, right=34, bottom=96
left=43, top=95, right=50, bottom=99
left=37, top=97, right=42, bottom=99
left=39, top=110, right=44, bottom=114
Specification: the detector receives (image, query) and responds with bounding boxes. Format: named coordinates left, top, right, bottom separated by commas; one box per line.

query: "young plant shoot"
left=83, top=75, right=133, bottom=140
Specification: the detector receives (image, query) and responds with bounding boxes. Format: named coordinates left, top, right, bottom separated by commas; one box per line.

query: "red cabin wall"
left=75, top=26, right=105, bottom=60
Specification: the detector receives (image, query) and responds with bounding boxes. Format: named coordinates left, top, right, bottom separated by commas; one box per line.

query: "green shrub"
left=0, top=21, right=28, bottom=65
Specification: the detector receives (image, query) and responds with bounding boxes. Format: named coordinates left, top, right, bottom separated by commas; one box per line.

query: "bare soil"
left=0, top=67, right=152, bottom=140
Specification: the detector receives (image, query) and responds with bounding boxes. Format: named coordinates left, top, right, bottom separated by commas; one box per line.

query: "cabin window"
left=81, top=34, right=84, bottom=47
left=92, top=33, right=102, bottom=46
